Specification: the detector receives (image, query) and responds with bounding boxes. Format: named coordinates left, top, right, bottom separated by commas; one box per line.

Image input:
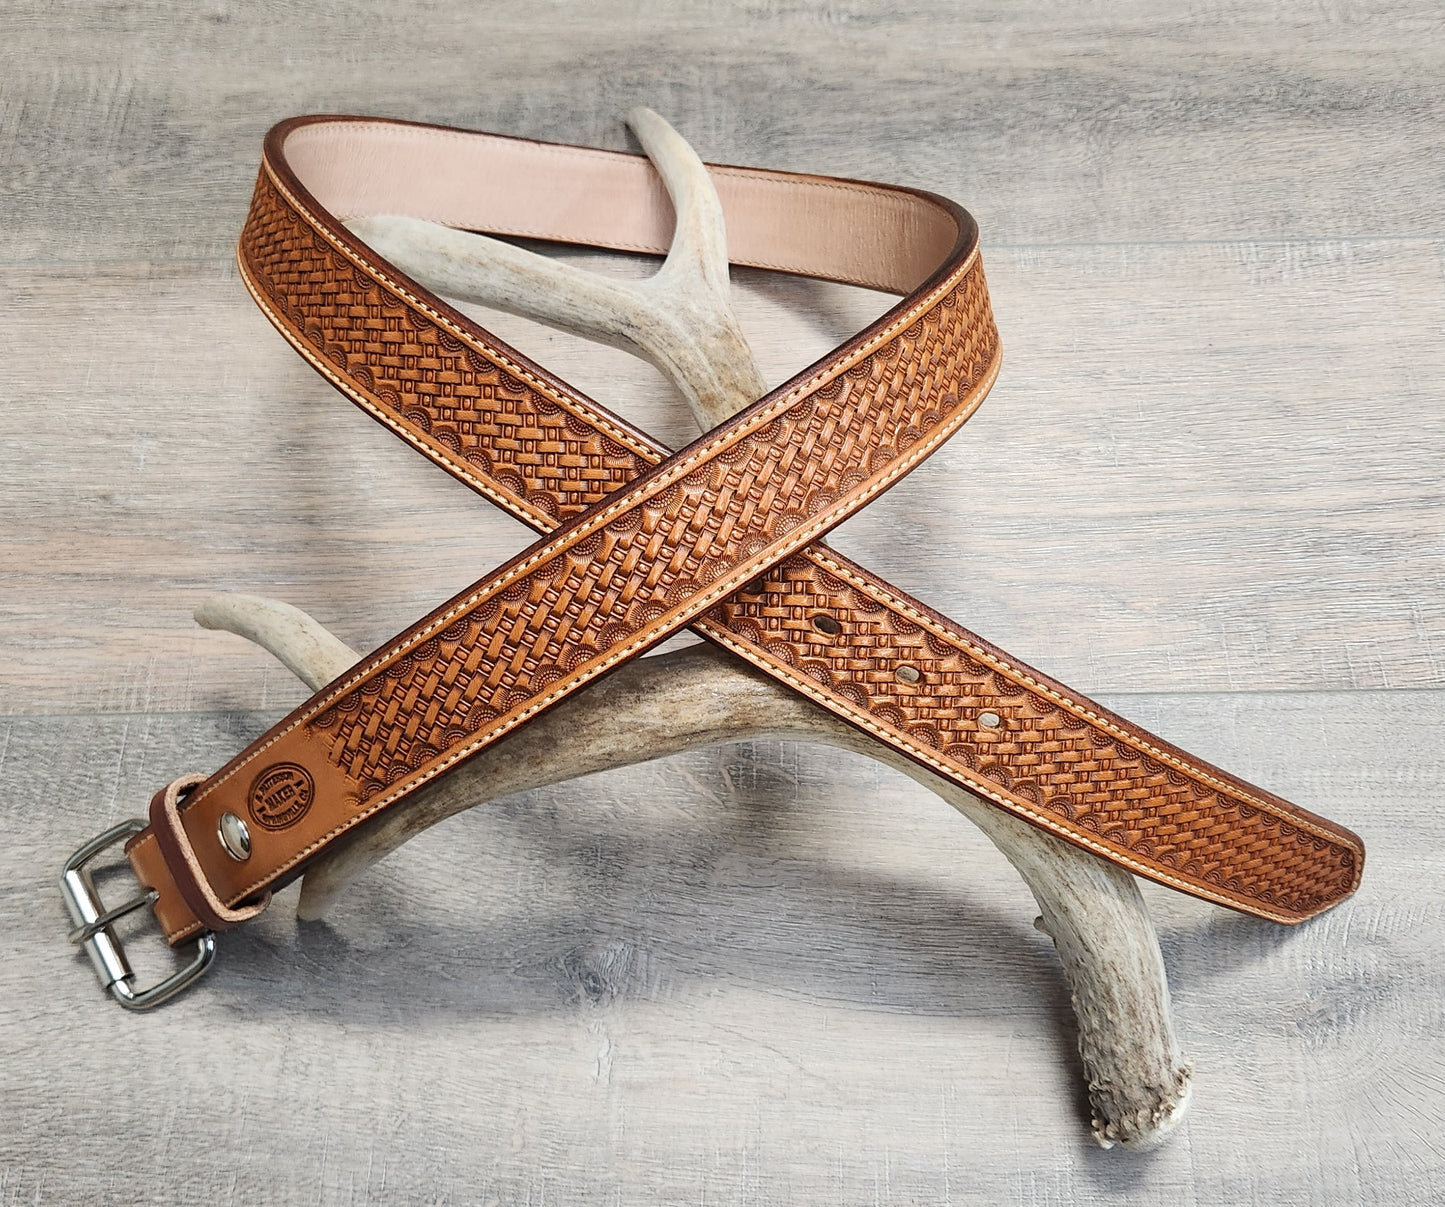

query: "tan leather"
left=281, top=119, right=960, bottom=293
left=147, top=774, right=270, bottom=928
left=126, top=116, right=1363, bottom=943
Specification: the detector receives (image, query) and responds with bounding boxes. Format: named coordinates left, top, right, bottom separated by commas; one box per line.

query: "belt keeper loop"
left=148, top=774, right=271, bottom=931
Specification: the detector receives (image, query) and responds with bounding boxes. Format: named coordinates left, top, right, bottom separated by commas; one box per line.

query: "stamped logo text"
left=247, top=763, right=315, bottom=830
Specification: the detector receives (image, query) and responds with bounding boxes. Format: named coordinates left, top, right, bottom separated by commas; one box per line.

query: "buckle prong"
left=60, top=818, right=216, bottom=1010
left=67, top=888, right=159, bottom=945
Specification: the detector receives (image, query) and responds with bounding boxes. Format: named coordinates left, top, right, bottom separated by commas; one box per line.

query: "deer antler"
left=201, top=109, right=1191, bottom=1149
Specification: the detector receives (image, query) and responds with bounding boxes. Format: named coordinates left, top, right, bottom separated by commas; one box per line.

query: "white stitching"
left=267, top=162, right=662, bottom=461
left=215, top=349, right=1000, bottom=906
left=691, top=627, right=1307, bottom=923
left=237, top=254, right=560, bottom=530
left=807, top=551, right=1354, bottom=852
left=191, top=178, right=975, bottom=809
left=152, top=136, right=1357, bottom=936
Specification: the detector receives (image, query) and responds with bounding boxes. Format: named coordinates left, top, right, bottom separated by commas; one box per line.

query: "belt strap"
left=124, top=116, right=1362, bottom=944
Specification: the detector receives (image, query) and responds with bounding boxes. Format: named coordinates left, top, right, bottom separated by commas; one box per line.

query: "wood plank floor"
left=2, top=2, right=1441, bottom=1202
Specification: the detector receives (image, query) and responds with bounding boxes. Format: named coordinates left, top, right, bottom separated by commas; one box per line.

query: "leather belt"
left=62, top=115, right=1364, bottom=1008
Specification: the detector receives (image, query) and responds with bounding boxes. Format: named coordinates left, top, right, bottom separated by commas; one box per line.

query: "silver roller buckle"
left=60, top=819, right=215, bottom=1010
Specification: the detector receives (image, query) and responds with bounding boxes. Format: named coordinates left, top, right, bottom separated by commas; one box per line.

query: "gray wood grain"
left=1, top=0, right=1441, bottom=1202
left=4, top=236, right=1442, bottom=709
left=1, top=2, right=1442, bottom=262
left=1, top=692, right=1441, bottom=1204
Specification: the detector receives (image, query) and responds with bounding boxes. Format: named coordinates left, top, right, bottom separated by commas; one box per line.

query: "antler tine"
left=345, top=107, right=765, bottom=428
left=198, top=590, right=1190, bottom=1149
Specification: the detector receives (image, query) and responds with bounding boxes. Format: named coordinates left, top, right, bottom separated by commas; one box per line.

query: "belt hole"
left=895, top=664, right=921, bottom=684
left=978, top=710, right=1002, bottom=729
left=812, top=613, right=841, bottom=636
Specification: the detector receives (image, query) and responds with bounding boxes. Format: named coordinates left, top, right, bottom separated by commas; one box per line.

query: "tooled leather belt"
left=61, top=115, right=1363, bottom=1009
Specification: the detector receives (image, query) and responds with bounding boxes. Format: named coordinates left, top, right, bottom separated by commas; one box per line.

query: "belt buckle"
left=60, top=819, right=216, bottom=1010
